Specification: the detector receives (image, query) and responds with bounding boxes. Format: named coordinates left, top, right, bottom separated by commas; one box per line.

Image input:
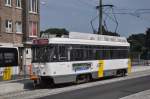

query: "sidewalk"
left=131, top=65, right=150, bottom=72
left=0, top=78, right=32, bottom=95
left=0, top=66, right=150, bottom=96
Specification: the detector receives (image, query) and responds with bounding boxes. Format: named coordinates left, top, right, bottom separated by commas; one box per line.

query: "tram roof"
left=49, top=32, right=129, bottom=46
left=48, top=38, right=130, bottom=47
left=33, top=32, right=129, bottom=47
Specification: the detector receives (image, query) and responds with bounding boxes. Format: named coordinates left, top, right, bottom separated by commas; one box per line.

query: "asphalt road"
left=39, top=76, right=150, bottom=99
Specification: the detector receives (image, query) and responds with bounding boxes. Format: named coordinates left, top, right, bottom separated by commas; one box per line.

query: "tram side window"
left=110, top=50, right=115, bottom=59
left=95, top=50, right=103, bottom=60
left=0, top=53, right=3, bottom=66
left=71, top=49, right=84, bottom=61
left=119, top=50, right=128, bottom=59
left=119, top=50, right=123, bottom=59
left=103, top=50, right=111, bottom=59
left=84, top=49, right=95, bottom=60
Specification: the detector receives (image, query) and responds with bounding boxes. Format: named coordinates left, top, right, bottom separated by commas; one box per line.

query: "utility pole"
left=98, top=0, right=103, bottom=35
left=96, top=1, right=114, bottom=35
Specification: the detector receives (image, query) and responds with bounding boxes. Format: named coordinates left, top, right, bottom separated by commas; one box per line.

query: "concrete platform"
left=0, top=82, right=24, bottom=95
left=132, top=66, right=150, bottom=72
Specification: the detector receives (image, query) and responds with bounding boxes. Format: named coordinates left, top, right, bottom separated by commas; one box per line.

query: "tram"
left=0, top=47, right=18, bottom=81
left=31, top=32, right=131, bottom=85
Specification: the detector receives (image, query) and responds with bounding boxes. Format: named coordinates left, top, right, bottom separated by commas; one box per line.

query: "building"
left=0, top=0, right=40, bottom=77
left=0, top=0, right=23, bottom=47
left=22, top=0, right=40, bottom=75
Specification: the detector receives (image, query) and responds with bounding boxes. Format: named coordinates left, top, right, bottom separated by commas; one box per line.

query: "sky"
left=40, top=0, right=150, bottom=37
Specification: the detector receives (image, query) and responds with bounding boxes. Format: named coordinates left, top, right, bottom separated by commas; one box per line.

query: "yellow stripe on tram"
left=98, top=60, right=104, bottom=78
left=3, top=67, right=12, bottom=81
left=128, top=59, right=132, bottom=74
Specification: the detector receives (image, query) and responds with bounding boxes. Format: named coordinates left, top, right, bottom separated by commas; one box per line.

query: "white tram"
left=31, top=32, right=131, bottom=85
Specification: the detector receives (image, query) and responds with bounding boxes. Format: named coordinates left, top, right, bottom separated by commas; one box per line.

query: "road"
left=39, top=75, right=150, bottom=99
left=1, top=69, right=150, bottom=99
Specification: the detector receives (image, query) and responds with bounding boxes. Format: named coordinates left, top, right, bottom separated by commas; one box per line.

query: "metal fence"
left=131, top=60, right=150, bottom=66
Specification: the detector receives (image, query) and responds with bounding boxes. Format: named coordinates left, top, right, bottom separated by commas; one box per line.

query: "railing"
left=131, top=59, right=150, bottom=66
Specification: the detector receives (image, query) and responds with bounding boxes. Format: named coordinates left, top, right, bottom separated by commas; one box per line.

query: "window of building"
left=29, top=22, right=38, bottom=37
left=5, top=0, right=12, bottom=7
left=16, top=21, right=22, bottom=33
left=16, top=0, right=22, bottom=8
left=5, top=20, right=12, bottom=33
left=29, top=0, right=38, bottom=13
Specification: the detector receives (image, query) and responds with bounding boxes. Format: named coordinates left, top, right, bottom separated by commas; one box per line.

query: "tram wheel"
left=76, top=74, right=91, bottom=84
left=121, top=70, right=126, bottom=77
left=117, top=70, right=126, bottom=77
left=85, top=74, right=91, bottom=83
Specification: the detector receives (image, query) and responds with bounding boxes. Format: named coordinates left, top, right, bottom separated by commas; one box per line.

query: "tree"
left=145, top=28, right=150, bottom=59
left=127, top=33, right=146, bottom=59
left=40, top=28, right=69, bottom=37
left=146, top=28, right=150, bottom=50
left=127, top=34, right=146, bottom=52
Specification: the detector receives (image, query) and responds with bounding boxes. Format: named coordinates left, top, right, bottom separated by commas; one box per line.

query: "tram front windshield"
left=32, top=45, right=56, bottom=62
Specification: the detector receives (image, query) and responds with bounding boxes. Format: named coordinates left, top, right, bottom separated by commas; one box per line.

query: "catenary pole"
left=98, top=0, right=103, bottom=35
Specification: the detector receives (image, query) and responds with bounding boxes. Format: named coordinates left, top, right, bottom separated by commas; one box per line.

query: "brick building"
left=0, top=0, right=23, bottom=46
left=0, top=0, right=40, bottom=75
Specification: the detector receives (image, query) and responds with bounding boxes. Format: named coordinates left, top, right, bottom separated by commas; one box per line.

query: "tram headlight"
left=40, top=65, right=44, bottom=68
left=34, top=65, right=38, bottom=68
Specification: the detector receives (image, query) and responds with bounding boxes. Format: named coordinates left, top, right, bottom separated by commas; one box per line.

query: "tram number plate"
left=73, top=63, right=91, bottom=72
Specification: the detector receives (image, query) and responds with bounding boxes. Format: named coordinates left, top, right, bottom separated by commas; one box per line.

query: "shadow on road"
left=21, top=76, right=123, bottom=90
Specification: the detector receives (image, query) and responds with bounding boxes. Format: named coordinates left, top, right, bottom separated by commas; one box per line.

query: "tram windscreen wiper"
left=36, top=47, right=44, bottom=62
left=36, top=47, right=53, bottom=62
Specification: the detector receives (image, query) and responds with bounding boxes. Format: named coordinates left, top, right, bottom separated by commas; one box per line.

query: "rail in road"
left=1, top=70, right=150, bottom=99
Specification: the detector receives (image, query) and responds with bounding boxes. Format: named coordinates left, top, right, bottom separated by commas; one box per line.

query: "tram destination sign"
left=33, top=39, right=49, bottom=45
left=73, top=63, right=91, bottom=72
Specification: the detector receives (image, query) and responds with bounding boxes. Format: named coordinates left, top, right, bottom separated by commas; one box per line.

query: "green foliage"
left=40, top=28, right=69, bottom=37
left=146, top=28, right=150, bottom=50
left=127, top=33, right=146, bottom=53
